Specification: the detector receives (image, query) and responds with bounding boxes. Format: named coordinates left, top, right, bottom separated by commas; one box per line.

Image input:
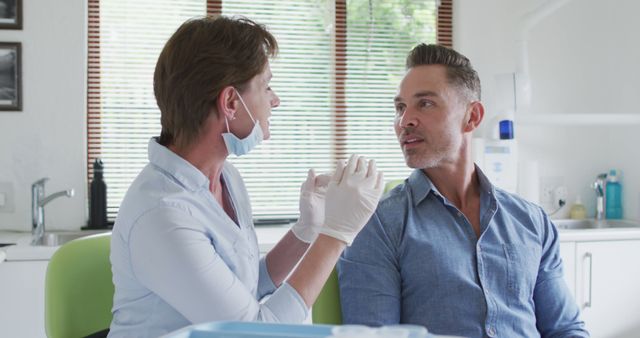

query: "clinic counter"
left=0, top=225, right=291, bottom=262
left=2, top=223, right=640, bottom=262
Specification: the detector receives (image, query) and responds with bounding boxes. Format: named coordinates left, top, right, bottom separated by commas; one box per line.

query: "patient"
left=338, top=44, right=589, bottom=337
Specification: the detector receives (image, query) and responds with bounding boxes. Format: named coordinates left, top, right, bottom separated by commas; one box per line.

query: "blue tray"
left=164, top=321, right=334, bottom=338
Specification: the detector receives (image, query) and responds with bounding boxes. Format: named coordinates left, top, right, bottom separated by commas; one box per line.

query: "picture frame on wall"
left=0, top=42, right=21, bottom=111
left=0, top=0, right=21, bottom=29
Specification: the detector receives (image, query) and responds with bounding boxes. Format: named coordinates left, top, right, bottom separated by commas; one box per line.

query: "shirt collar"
left=474, top=165, right=497, bottom=196
left=147, top=137, right=209, bottom=191
left=406, top=165, right=496, bottom=207
left=407, top=169, right=439, bottom=206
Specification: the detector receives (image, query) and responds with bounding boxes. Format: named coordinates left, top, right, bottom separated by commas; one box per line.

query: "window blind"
left=88, top=0, right=206, bottom=220
left=340, top=0, right=438, bottom=191
left=88, top=0, right=449, bottom=222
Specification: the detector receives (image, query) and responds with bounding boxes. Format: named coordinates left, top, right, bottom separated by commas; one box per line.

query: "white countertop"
left=0, top=231, right=62, bottom=261
left=2, top=221, right=640, bottom=262
left=558, top=226, right=640, bottom=242
left=0, top=225, right=291, bottom=262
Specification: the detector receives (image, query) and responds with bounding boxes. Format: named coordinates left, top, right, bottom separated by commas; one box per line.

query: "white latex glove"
left=291, top=169, right=331, bottom=243
left=320, top=154, right=384, bottom=245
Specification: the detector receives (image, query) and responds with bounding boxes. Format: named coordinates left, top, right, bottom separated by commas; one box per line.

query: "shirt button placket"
left=478, top=246, right=495, bottom=338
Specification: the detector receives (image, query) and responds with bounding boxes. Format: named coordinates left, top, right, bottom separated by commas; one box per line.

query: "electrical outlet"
left=554, top=186, right=568, bottom=204
left=541, top=185, right=554, bottom=206
left=540, top=176, right=564, bottom=211
left=0, top=181, right=15, bottom=213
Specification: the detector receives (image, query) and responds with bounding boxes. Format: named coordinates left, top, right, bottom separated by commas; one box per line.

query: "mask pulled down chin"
left=222, top=120, right=263, bottom=156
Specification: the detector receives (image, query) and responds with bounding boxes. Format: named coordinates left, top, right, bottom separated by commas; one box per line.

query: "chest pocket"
left=503, top=243, right=542, bottom=302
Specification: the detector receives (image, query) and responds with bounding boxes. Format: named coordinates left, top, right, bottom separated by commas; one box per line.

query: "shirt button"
left=457, top=212, right=463, bottom=217
left=487, top=327, right=496, bottom=337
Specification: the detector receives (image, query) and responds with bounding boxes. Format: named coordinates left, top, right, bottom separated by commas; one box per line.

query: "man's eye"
left=419, top=100, right=432, bottom=108
left=395, top=105, right=405, bottom=115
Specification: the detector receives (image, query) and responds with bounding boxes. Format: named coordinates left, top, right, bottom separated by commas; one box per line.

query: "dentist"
left=107, top=15, right=383, bottom=337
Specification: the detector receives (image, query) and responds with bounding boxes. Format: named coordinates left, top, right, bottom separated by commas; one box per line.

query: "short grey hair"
left=406, top=43, right=481, bottom=102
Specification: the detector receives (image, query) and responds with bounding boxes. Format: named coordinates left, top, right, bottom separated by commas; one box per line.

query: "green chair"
left=45, top=233, right=114, bottom=338
left=312, top=268, right=342, bottom=324
left=384, top=179, right=405, bottom=193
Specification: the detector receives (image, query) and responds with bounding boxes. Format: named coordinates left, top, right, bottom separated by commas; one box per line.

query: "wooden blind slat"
left=87, top=0, right=102, bottom=188
left=334, top=0, right=347, bottom=161
left=437, top=0, right=453, bottom=47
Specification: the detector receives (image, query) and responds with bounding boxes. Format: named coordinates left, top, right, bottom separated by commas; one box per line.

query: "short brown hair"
left=406, top=43, right=480, bottom=102
left=154, top=15, right=278, bottom=148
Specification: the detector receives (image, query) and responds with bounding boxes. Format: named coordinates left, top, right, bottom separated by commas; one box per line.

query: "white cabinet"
left=0, top=260, right=49, bottom=338
left=559, top=242, right=576, bottom=298
left=574, top=240, right=640, bottom=338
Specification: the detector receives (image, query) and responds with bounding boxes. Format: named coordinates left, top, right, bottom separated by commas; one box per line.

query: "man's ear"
left=463, top=101, right=484, bottom=133
left=216, top=86, right=238, bottom=121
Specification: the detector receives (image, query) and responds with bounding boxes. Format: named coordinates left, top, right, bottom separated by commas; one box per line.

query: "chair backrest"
left=384, top=179, right=405, bottom=194
left=45, top=233, right=114, bottom=338
left=312, top=268, right=342, bottom=325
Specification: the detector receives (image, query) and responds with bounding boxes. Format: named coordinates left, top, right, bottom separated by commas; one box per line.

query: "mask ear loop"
left=234, top=88, right=257, bottom=124
left=223, top=88, right=242, bottom=133
left=224, top=116, right=231, bottom=133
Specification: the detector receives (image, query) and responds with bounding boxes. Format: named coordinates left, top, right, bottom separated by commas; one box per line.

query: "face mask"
left=222, top=89, right=264, bottom=156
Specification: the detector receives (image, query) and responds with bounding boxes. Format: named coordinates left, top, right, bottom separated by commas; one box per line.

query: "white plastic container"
left=482, top=139, right=518, bottom=193
left=330, top=325, right=375, bottom=338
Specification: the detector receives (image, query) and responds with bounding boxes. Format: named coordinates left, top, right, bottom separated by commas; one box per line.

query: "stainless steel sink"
left=555, top=219, right=640, bottom=230
left=32, top=230, right=110, bottom=246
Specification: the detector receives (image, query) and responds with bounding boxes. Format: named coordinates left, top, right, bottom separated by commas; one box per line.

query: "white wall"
left=0, top=0, right=86, bottom=231
left=455, top=0, right=640, bottom=220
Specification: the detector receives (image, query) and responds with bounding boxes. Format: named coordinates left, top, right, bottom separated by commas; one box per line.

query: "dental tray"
left=163, top=321, right=334, bottom=338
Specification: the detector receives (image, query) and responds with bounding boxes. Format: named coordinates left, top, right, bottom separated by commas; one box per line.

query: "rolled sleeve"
left=259, top=282, right=309, bottom=323
left=257, top=256, right=277, bottom=299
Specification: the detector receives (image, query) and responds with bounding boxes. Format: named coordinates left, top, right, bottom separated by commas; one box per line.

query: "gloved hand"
left=320, top=154, right=384, bottom=245
left=291, top=169, right=331, bottom=243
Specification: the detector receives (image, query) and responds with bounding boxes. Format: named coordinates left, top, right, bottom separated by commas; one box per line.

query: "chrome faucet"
left=31, top=178, right=74, bottom=245
left=592, top=173, right=607, bottom=221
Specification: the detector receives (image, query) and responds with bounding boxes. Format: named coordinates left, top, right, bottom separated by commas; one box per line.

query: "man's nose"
left=397, top=108, right=418, bottom=128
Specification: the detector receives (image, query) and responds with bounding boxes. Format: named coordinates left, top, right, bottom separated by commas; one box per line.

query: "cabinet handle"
left=583, top=252, right=593, bottom=309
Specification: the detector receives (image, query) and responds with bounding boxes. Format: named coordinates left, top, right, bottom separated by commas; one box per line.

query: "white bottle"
left=482, top=120, right=518, bottom=193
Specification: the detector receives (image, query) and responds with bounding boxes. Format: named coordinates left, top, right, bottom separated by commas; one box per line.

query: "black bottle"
left=89, top=158, right=108, bottom=229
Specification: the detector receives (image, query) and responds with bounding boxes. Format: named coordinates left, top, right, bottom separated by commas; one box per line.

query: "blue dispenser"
left=605, top=169, right=622, bottom=219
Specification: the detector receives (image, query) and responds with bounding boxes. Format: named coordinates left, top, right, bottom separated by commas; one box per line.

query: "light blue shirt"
left=108, top=138, right=307, bottom=338
left=338, top=168, right=588, bottom=338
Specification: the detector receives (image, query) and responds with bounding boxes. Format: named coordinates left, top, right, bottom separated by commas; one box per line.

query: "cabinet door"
left=559, top=242, right=576, bottom=298
left=576, top=240, right=640, bottom=338
left=0, top=260, right=49, bottom=338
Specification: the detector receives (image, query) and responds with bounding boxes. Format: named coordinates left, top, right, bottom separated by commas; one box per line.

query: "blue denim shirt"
left=338, top=168, right=588, bottom=338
